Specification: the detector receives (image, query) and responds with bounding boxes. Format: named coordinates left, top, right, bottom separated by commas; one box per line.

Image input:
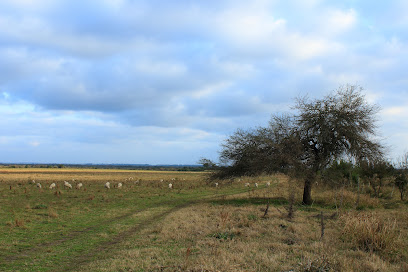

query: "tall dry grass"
left=341, top=212, right=400, bottom=256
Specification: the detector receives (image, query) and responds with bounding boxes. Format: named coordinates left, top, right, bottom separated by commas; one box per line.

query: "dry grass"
left=48, top=208, right=59, bottom=218
left=314, top=187, right=381, bottom=210
left=341, top=211, right=400, bottom=255
left=77, top=197, right=408, bottom=272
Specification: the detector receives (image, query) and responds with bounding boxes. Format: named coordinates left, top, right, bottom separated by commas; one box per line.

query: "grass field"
left=1, top=169, right=407, bottom=271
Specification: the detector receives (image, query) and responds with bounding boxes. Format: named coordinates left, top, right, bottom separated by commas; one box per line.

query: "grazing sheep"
left=76, top=183, right=83, bottom=189
left=168, top=183, right=173, bottom=189
left=245, top=183, right=250, bottom=187
left=171, top=178, right=176, bottom=181
left=160, top=179, right=164, bottom=182
left=105, top=182, right=111, bottom=189
left=255, top=183, right=258, bottom=188
left=31, top=180, right=36, bottom=184
left=215, top=182, right=219, bottom=187
left=64, top=181, right=72, bottom=189
left=36, top=183, right=42, bottom=189
left=117, top=182, right=122, bottom=189
left=49, top=183, right=56, bottom=189
left=266, top=182, right=271, bottom=187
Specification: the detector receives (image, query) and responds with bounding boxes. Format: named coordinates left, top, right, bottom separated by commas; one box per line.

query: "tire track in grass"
left=63, top=201, right=195, bottom=272
left=2, top=199, right=182, bottom=263
left=63, top=187, right=272, bottom=271
left=1, top=187, right=256, bottom=271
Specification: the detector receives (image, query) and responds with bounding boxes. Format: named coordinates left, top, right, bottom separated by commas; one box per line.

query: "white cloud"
left=190, top=81, right=233, bottom=99
left=29, top=141, right=40, bottom=147
left=382, top=106, right=408, bottom=119
left=323, top=8, right=357, bottom=36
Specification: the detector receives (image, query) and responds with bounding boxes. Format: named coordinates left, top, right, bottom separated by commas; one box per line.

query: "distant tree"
left=216, top=85, right=384, bottom=205
left=360, top=159, right=394, bottom=197
left=198, top=158, right=218, bottom=170
left=395, top=151, right=408, bottom=200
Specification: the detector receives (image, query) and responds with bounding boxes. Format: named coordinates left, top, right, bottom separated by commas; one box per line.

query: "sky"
left=0, top=0, right=407, bottom=165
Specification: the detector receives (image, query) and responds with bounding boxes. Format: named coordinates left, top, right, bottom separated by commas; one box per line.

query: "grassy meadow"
left=0, top=168, right=407, bottom=271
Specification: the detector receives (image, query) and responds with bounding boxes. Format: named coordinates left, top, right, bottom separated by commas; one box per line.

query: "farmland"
left=1, top=168, right=407, bottom=271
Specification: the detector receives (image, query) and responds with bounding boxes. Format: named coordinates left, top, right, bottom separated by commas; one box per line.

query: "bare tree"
left=215, top=85, right=384, bottom=205
left=294, top=85, right=383, bottom=204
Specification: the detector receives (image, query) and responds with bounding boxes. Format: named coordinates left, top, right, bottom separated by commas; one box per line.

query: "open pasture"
left=0, top=168, right=223, bottom=271
left=1, top=169, right=408, bottom=271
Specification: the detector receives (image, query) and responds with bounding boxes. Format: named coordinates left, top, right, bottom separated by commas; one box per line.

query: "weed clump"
left=298, top=254, right=337, bottom=272
left=48, top=208, right=58, bottom=218
left=33, top=204, right=48, bottom=209
left=210, top=231, right=237, bottom=240
left=14, top=219, right=25, bottom=227
left=341, top=212, right=399, bottom=255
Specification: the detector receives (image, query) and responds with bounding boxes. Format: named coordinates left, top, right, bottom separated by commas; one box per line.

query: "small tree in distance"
left=216, top=85, right=384, bottom=205
left=395, top=151, right=408, bottom=200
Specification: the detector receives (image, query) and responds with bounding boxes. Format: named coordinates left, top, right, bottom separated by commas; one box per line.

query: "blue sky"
left=0, top=0, right=407, bottom=164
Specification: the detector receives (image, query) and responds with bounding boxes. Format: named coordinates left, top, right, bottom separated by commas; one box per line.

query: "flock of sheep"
left=29, top=177, right=271, bottom=192
left=31, top=179, right=122, bottom=190
left=244, top=181, right=271, bottom=188
left=29, top=177, right=173, bottom=191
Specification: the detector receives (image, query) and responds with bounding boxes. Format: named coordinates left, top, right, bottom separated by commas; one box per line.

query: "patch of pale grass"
left=341, top=211, right=400, bottom=256
left=48, top=208, right=58, bottom=218
left=315, top=188, right=380, bottom=209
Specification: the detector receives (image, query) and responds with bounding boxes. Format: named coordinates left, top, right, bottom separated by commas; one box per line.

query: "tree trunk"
left=302, top=176, right=313, bottom=205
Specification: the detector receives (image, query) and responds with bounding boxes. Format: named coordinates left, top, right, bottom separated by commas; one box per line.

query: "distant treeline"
left=0, top=163, right=205, bottom=172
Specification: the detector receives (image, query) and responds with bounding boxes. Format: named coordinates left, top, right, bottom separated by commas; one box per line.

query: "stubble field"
left=0, top=168, right=407, bottom=271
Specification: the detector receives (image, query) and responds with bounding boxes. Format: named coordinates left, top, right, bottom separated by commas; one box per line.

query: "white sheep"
left=168, top=183, right=173, bottom=189
left=215, top=182, right=219, bottom=187
left=76, top=183, right=83, bottom=189
left=117, top=182, right=122, bottom=189
left=255, top=183, right=258, bottom=188
left=105, top=182, right=111, bottom=189
left=36, top=183, right=42, bottom=189
left=49, top=183, right=56, bottom=189
left=266, top=182, right=271, bottom=187
left=31, top=180, right=36, bottom=184
left=245, top=182, right=250, bottom=187
left=64, top=181, right=72, bottom=189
